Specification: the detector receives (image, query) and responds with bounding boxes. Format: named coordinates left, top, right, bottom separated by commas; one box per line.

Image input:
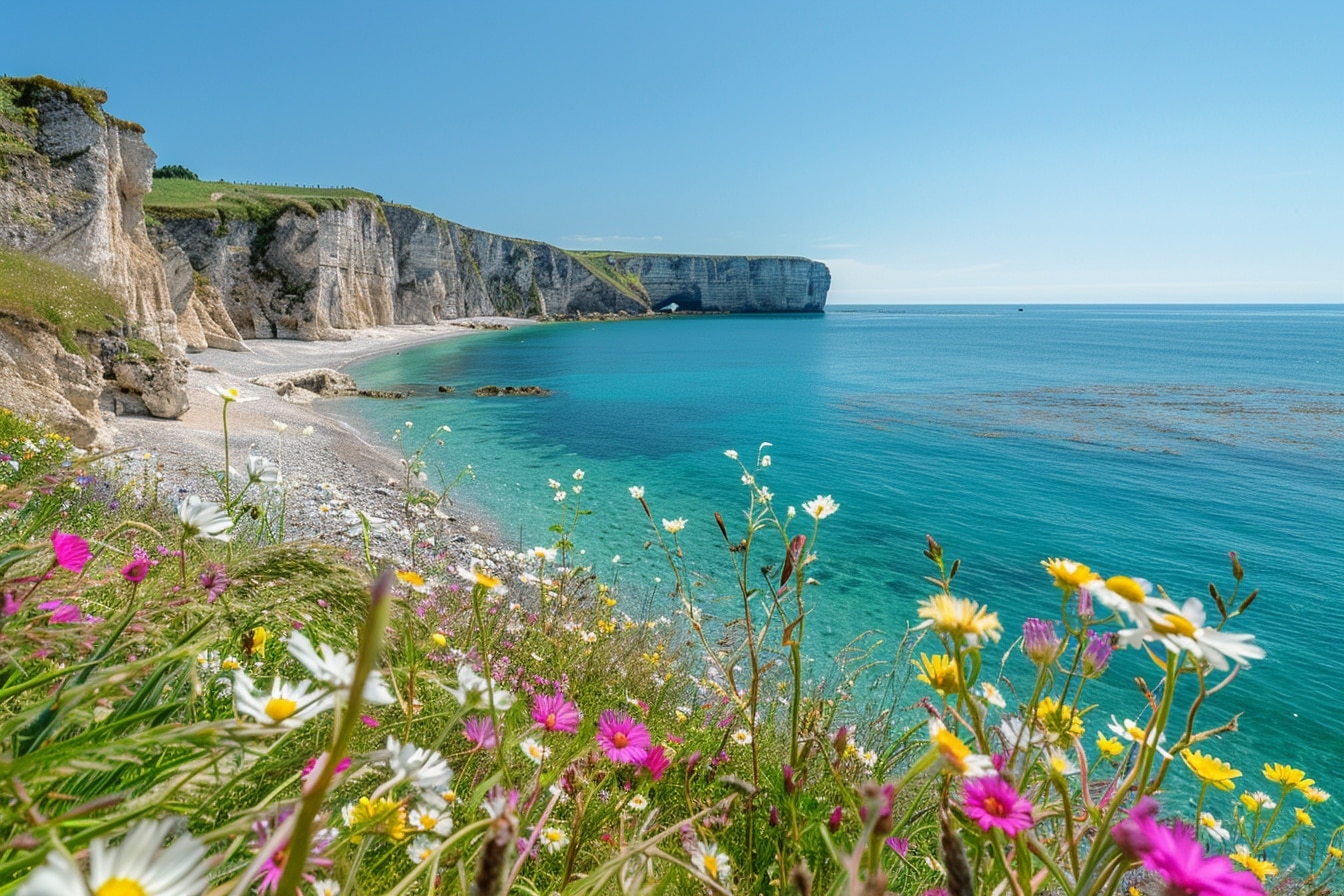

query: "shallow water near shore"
left=341, top=304, right=1344, bottom=818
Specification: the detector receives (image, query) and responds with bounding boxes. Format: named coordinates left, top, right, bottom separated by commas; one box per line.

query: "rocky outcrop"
left=0, top=77, right=190, bottom=440
left=0, top=317, right=113, bottom=449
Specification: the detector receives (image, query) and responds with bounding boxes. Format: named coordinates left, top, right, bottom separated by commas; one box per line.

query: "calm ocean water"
left=341, top=305, right=1343, bottom=816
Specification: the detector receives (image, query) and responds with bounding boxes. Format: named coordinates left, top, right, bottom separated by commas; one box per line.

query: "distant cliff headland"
left=0, top=75, right=829, bottom=445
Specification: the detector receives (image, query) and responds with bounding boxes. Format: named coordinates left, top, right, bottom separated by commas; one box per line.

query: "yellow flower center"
left=545, top=831, right=563, bottom=843
left=1125, top=723, right=1146, bottom=740
left=1105, top=576, right=1146, bottom=603
left=473, top=570, right=501, bottom=589
left=96, top=880, right=147, bottom=896
left=421, top=815, right=438, bottom=830
left=703, top=855, right=719, bottom=878
left=265, top=697, right=298, bottom=721
left=1154, top=613, right=1198, bottom=637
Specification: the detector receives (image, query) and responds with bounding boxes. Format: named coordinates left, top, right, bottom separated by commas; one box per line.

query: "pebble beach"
left=108, top=319, right=533, bottom=568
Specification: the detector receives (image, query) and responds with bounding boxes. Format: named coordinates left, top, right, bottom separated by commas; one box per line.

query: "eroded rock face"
left=0, top=82, right=186, bottom=356
left=0, top=319, right=113, bottom=449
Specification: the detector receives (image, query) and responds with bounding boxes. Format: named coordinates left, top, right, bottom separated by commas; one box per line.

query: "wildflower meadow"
left=0, top=399, right=1339, bottom=896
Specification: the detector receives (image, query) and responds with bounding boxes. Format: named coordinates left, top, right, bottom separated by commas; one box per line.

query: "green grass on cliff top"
left=0, top=247, right=122, bottom=351
left=146, top=178, right=377, bottom=209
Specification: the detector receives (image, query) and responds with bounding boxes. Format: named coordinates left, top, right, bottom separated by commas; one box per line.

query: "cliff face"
left=605, top=254, right=830, bottom=313
left=0, top=79, right=185, bottom=356
left=155, top=202, right=827, bottom=338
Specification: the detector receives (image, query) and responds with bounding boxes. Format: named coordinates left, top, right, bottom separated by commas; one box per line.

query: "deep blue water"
left=340, top=305, right=1344, bottom=819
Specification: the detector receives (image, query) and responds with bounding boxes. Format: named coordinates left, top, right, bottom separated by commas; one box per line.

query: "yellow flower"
left=1096, top=732, right=1124, bottom=760
left=1240, top=791, right=1276, bottom=812
left=928, top=720, right=994, bottom=777
left=915, top=652, right=961, bottom=695
left=247, top=626, right=269, bottom=657
left=1262, top=763, right=1314, bottom=790
left=1328, top=845, right=1342, bottom=863
left=1042, top=557, right=1100, bottom=592
left=1181, top=749, right=1241, bottom=792
left=343, top=796, right=409, bottom=843
left=915, top=593, right=1002, bottom=647
left=1295, top=807, right=1313, bottom=828
left=1230, top=847, right=1278, bottom=882
left=431, top=632, right=447, bottom=647
left=397, top=569, right=428, bottom=592
left=1036, top=696, right=1084, bottom=740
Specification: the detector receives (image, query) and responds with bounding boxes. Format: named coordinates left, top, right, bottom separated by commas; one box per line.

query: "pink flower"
left=121, top=554, right=151, bottom=583
left=361, top=715, right=380, bottom=728
left=595, top=710, right=650, bottom=764
left=464, top=715, right=498, bottom=750
left=641, top=745, right=671, bottom=781
left=51, top=530, right=90, bottom=573
left=252, top=811, right=333, bottom=893
left=1112, top=798, right=1262, bottom=895
left=38, top=600, right=82, bottom=624
left=532, top=692, right=582, bottom=733
left=963, top=776, right=1034, bottom=836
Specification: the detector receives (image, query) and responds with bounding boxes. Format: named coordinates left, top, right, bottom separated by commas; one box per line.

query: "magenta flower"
left=532, top=692, right=582, bottom=733
left=38, top=600, right=82, bottom=624
left=885, top=836, right=910, bottom=857
left=51, top=530, right=90, bottom=573
left=1112, top=798, right=1263, bottom=895
left=252, top=811, right=333, bottom=893
left=595, top=710, right=650, bottom=763
left=963, top=776, right=1035, bottom=836
left=464, top=715, right=498, bottom=750
left=641, top=745, right=671, bottom=781
left=121, top=550, right=151, bottom=584
left=198, top=564, right=231, bottom=602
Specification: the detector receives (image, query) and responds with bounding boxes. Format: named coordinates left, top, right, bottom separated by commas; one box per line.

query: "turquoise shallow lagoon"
left=340, top=304, right=1344, bottom=821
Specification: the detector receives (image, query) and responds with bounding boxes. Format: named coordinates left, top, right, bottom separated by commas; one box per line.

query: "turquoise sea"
left=339, top=305, right=1343, bottom=820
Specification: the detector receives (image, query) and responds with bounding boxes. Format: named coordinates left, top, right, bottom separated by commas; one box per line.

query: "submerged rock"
left=473, top=384, right=551, bottom=397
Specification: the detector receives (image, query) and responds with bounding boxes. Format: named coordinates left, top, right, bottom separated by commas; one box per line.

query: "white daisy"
left=662, top=518, right=687, bottom=534
left=17, top=817, right=207, bottom=896
left=233, top=671, right=332, bottom=729
left=177, top=496, right=233, bottom=541
left=409, top=804, right=454, bottom=836
left=1118, top=597, right=1264, bottom=671
left=690, top=841, right=732, bottom=884
left=730, top=728, right=753, bottom=747
left=801, top=495, right=839, bottom=520
left=539, top=827, right=569, bottom=853
left=286, top=632, right=394, bottom=705
left=1106, top=715, right=1173, bottom=760
left=406, top=835, right=437, bottom=864
left=1082, top=575, right=1180, bottom=627
left=520, top=737, right=551, bottom=764
left=383, top=736, right=454, bottom=791
left=446, top=664, right=514, bottom=710
left=1199, top=812, right=1231, bottom=842
left=206, top=384, right=256, bottom=403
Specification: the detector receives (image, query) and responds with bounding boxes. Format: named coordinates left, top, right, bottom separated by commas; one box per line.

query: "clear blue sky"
left=5, top=1, right=1341, bottom=303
